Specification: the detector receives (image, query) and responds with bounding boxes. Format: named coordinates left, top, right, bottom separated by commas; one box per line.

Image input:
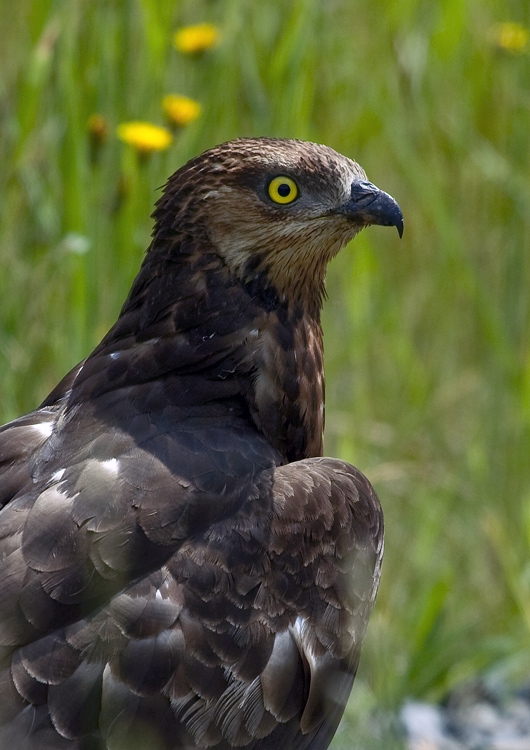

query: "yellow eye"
left=268, top=176, right=299, bottom=205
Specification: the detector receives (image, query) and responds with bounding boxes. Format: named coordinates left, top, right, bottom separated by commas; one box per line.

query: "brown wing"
left=0, top=414, right=382, bottom=750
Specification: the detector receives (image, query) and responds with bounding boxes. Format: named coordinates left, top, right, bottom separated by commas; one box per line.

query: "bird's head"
left=153, top=138, right=403, bottom=311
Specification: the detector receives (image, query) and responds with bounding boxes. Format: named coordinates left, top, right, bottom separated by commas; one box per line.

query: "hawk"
left=0, top=138, right=403, bottom=749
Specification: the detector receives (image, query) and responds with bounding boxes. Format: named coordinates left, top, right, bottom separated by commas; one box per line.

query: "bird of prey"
left=0, top=138, right=402, bottom=749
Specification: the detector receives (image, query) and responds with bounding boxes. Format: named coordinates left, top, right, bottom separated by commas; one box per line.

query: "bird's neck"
left=246, top=305, right=324, bottom=461
left=65, top=243, right=325, bottom=463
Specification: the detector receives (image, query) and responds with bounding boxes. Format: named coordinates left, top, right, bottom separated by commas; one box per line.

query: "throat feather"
left=250, top=307, right=324, bottom=462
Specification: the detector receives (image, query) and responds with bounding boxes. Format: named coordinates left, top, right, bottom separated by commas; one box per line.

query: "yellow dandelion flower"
left=173, top=23, right=219, bottom=55
left=162, top=95, right=202, bottom=128
left=116, top=121, right=172, bottom=154
left=488, top=22, right=529, bottom=53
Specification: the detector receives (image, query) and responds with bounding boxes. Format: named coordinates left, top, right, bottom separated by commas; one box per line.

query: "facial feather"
left=152, top=138, right=373, bottom=312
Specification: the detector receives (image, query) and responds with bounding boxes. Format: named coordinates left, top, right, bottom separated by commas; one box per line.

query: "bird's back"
left=0, top=397, right=382, bottom=749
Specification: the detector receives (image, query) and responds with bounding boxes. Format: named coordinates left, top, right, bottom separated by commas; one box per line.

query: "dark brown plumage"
left=0, top=138, right=402, bottom=749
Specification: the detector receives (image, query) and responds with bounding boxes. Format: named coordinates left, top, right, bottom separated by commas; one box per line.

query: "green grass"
left=1, top=0, right=530, bottom=745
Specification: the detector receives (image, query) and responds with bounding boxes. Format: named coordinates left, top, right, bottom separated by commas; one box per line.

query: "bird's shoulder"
left=0, top=383, right=280, bottom=649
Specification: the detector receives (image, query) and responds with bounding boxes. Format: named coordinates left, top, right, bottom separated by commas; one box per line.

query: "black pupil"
left=277, top=182, right=291, bottom=197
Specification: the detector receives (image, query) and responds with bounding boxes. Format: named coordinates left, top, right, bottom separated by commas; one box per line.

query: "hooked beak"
left=337, top=179, right=404, bottom=238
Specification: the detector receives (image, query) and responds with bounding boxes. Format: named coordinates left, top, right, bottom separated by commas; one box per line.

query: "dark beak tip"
left=373, top=189, right=404, bottom=240
left=346, top=180, right=404, bottom=241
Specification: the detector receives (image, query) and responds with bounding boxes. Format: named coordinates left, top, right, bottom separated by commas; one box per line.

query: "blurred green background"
left=1, top=1, right=530, bottom=747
